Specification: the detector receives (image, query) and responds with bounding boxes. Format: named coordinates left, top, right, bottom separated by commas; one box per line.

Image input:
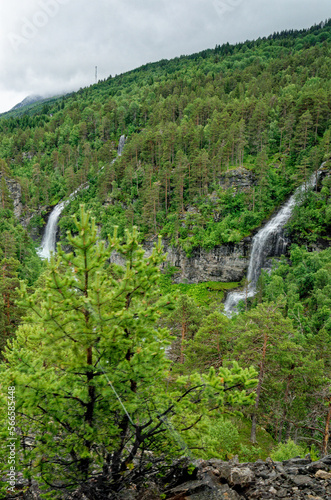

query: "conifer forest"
left=0, top=20, right=331, bottom=499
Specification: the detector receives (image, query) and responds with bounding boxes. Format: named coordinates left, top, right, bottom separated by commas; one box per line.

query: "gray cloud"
left=0, top=0, right=330, bottom=112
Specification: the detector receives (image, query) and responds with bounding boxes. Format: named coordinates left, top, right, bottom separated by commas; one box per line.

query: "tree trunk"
left=250, top=332, right=268, bottom=443
left=251, top=414, right=258, bottom=444
left=165, top=176, right=168, bottom=214
left=180, top=321, right=186, bottom=364
left=285, top=422, right=293, bottom=441
left=278, top=371, right=293, bottom=442
left=322, top=398, right=331, bottom=456
left=81, top=259, right=95, bottom=479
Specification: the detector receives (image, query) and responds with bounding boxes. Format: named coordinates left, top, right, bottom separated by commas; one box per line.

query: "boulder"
left=315, top=469, right=331, bottom=480
left=229, top=466, right=255, bottom=487
left=218, top=167, right=256, bottom=192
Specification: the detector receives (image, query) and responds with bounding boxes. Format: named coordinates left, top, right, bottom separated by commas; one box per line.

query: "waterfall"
left=117, top=135, right=126, bottom=156
left=37, top=200, right=67, bottom=260
left=223, top=171, right=320, bottom=316
left=37, top=186, right=86, bottom=260
left=38, top=135, right=126, bottom=260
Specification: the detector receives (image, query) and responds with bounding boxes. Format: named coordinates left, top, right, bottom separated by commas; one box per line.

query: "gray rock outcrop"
left=218, top=167, right=256, bottom=192
left=109, top=238, right=252, bottom=284
left=163, top=239, right=251, bottom=283
left=0, top=174, right=23, bottom=218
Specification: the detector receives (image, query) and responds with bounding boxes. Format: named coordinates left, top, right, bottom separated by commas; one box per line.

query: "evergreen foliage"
left=0, top=193, right=42, bottom=353
left=0, top=20, right=329, bottom=253
left=0, top=21, right=330, bottom=494
left=0, top=207, right=257, bottom=497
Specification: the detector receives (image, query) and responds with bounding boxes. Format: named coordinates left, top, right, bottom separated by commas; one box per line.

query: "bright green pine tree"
left=230, top=301, right=300, bottom=444
left=0, top=206, right=257, bottom=498
left=166, top=294, right=203, bottom=365
left=0, top=256, right=22, bottom=354
left=184, top=311, right=231, bottom=372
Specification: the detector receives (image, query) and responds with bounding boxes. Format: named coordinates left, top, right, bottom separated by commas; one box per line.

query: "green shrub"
left=238, top=444, right=263, bottom=462
left=270, top=439, right=305, bottom=461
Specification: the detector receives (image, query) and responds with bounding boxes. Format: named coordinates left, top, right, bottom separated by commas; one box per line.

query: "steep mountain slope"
left=0, top=23, right=330, bottom=489
left=0, top=22, right=330, bottom=259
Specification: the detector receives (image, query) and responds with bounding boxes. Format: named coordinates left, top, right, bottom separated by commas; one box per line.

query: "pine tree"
left=167, top=294, right=202, bottom=365
left=0, top=206, right=257, bottom=498
left=0, top=177, right=13, bottom=210
left=0, top=256, right=22, bottom=354
left=294, top=110, right=314, bottom=151
left=185, top=311, right=230, bottom=371
left=231, top=301, right=299, bottom=443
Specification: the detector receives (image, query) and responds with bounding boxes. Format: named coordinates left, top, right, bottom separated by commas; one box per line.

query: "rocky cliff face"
left=107, top=168, right=257, bottom=284
left=1, top=174, right=51, bottom=241
left=109, top=237, right=252, bottom=284
left=157, top=239, right=252, bottom=283
left=0, top=174, right=23, bottom=218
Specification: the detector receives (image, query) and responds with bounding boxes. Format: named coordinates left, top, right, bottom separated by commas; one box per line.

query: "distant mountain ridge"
left=10, top=94, right=45, bottom=111
left=0, top=92, right=67, bottom=118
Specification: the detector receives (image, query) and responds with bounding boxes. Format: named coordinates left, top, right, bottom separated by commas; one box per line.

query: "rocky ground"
left=157, top=455, right=331, bottom=500
left=12, top=455, right=331, bottom=499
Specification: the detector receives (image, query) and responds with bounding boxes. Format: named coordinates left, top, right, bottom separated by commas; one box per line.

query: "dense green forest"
left=0, top=20, right=330, bottom=249
left=0, top=20, right=330, bottom=498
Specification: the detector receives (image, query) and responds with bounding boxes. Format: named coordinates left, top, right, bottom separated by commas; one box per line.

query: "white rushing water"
left=37, top=200, right=67, bottom=260
left=38, top=135, right=126, bottom=260
left=37, top=186, right=86, bottom=260
left=223, top=171, right=320, bottom=316
left=117, top=134, right=126, bottom=156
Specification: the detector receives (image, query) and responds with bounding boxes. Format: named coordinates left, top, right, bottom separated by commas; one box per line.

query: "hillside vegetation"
left=0, top=21, right=330, bottom=498
left=0, top=20, right=330, bottom=250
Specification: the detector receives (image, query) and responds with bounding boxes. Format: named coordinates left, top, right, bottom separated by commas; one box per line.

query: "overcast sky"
left=0, top=0, right=329, bottom=113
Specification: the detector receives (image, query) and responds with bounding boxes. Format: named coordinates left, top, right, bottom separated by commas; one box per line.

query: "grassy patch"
left=232, top=415, right=276, bottom=462
left=160, top=274, right=239, bottom=305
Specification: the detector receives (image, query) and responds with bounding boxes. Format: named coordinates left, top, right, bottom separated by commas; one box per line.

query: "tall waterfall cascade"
left=37, top=186, right=86, bottom=260
left=38, top=135, right=126, bottom=260
left=37, top=200, right=67, bottom=260
left=223, top=170, right=321, bottom=316
left=117, top=135, right=126, bottom=156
